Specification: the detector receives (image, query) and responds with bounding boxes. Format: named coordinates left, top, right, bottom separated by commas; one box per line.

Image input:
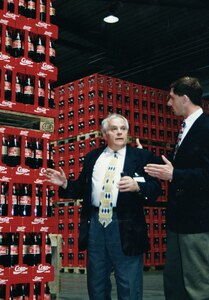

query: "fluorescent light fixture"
left=103, top=14, right=119, bottom=24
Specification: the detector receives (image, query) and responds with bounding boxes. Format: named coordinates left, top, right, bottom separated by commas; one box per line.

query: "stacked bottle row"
left=0, top=281, right=52, bottom=299
left=2, top=25, right=56, bottom=64
left=0, top=231, right=52, bottom=267
left=0, top=182, right=55, bottom=218
left=56, top=73, right=182, bottom=142
left=1, top=133, right=55, bottom=170
left=0, top=0, right=56, bottom=25
left=56, top=204, right=86, bottom=269
left=0, top=1, right=58, bottom=116
left=2, top=69, right=56, bottom=108
left=144, top=207, right=167, bottom=267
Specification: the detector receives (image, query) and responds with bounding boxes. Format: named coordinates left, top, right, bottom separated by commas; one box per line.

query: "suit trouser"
left=87, top=210, right=143, bottom=300
left=164, top=230, right=209, bottom=300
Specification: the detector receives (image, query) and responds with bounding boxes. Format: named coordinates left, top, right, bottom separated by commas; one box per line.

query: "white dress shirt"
left=91, top=146, right=126, bottom=207
left=179, top=108, right=203, bottom=146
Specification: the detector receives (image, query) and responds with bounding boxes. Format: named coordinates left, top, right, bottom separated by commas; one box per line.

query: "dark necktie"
left=173, top=120, right=186, bottom=158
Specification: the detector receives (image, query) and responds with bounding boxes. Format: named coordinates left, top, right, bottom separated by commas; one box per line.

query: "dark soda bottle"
left=4, top=70, right=12, bottom=101
left=49, top=0, right=56, bottom=24
left=23, top=75, right=34, bottom=104
left=28, top=233, right=41, bottom=266
left=25, top=136, right=33, bottom=167
left=15, top=73, right=24, bottom=103
left=44, top=282, right=51, bottom=299
left=34, top=185, right=42, bottom=217
left=39, top=0, right=46, bottom=22
left=7, top=135, right=21, bottom=167
left=19, top=184, right=32, bottom=216
left=45, top=233, right=52, bottom=264
left=9, top=233, right=19, bottom=266
left=36, top=35, right=45, bottom=62
left=0, top=182, right=8, bottom=216
left=27, top=34, right=35, bottom=60
left=0, top=0, right=3, bottom=10
left=46, top=187, right=52, bottom=217
left=26, top=0, right=36, bottom=19
left=31, top=139, right=43, bottom=169
left=23, top=233, right=30, bottom=265
left=7, top=0, right=14, bottom=12
left=0, top=233, right=10, bottom=267
left=12, top=30, right=23, bottom=58
left=11, top=183, right=19, bottom=216
left=18, top=0, right=26, bottom=16
left=38, top=78, right=45, bottom=107
left=0, top=284, right=6, bottom=299
left=22, top=283, right=30, bottom=299
left=33, top=282, right=41, bottom=299
left=5, top=28, right=12, bottom=55
left=48, top=82, right=55, bottom=108
left=47, top=141, right=54, bottom=168
left=49, top=39, right=55, bottom=65
left=1, top=134, right=8, bottom=165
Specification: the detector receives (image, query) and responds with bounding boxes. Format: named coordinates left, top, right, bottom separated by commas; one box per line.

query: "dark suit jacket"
left=167, top=113, right=209, bottom=233
left=59, top=145, right=161, bottom=256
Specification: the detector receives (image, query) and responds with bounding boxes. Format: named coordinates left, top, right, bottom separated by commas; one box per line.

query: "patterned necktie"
left=173, top=120, right=186, bottom=158
left=99, top=151, right=118, bottom=227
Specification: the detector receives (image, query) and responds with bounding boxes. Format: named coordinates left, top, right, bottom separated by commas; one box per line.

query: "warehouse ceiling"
left=54, top=0, right=209, bottom=96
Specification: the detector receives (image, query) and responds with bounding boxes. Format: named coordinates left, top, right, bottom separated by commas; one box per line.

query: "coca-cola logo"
left=0, top=217, right=13, bottom=223
left=0, top=166, right=7, bottom=173
left=0, top=100, right=14, bottom=108
left=36, top=21, right=48, bottom=29
left=5, top=64, right=14, bottom=70
left=23, top=25, right=32, bottom=31
left=0, top=18, right=8, bottom=25
left=3, top=12, right=17, bottom=20
left=32, top=218, right=47, bottom=224
left=39, top=167, right=47, bottom=176
left=42, top=133, right=51, bottom=139
left=40, top=227, right=49, bottom=232
left=20, top=130, right=29, bottom=136
left=34, top=106, right=48, bottom=114
left=16, top=226, right=26, bottom=232
left=41, top=62, right=54, bottom=72
left=37, top=72, right=47, bottom=77
left=0, top=278, right=7, bottom=284
left=0, top=176, right=11, bottom=182
left=37, top=264, right=51, bottom=273
left=20, top=57, right=33, bottom=67
left=13, top=265, right=28, bottom=275
left=44, top=31, right=53, bottom=37
left=34, top=179, right=44, bottom=184
left=33, top=276, right=44, bottom=282
left=16, top=166, right=30, bottom=175
left=0, top=52, right=10, bottom=62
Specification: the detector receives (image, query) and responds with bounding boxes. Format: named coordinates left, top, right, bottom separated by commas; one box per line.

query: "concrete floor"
left=58, top=269, right=165, bottom=300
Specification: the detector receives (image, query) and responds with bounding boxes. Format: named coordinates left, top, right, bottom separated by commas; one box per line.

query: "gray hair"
left=101, top=113, right=129, bottom=133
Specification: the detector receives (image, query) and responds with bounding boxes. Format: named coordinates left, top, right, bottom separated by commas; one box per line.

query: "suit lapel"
left=175, top=113, right=205, bottom=157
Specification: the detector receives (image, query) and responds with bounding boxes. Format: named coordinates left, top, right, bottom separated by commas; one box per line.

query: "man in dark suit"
left=45, top=113, right=161, bottom=300
left=144, top=77, right=209, bottom=300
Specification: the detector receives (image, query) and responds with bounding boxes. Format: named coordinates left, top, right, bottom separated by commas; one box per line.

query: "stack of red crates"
left=0, top=0, right=58, bottom=298
left=54, top=73, right=183, bottom=271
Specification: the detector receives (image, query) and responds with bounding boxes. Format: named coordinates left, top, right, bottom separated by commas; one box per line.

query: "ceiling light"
left=103, top=14, right=119, bottom=24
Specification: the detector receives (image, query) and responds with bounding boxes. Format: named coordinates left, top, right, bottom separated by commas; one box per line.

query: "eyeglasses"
left=108, top=126, right=128, bottom=133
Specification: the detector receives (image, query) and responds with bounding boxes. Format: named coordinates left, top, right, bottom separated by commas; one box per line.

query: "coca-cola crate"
left=0, top=0, right=57, bottom=36
left=0, top=67, right=57, bottom=116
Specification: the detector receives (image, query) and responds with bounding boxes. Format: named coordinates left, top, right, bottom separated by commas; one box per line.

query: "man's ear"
left=101, top=132, right=107, bottom=141
left=183, top=94, right=190, bottom=104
